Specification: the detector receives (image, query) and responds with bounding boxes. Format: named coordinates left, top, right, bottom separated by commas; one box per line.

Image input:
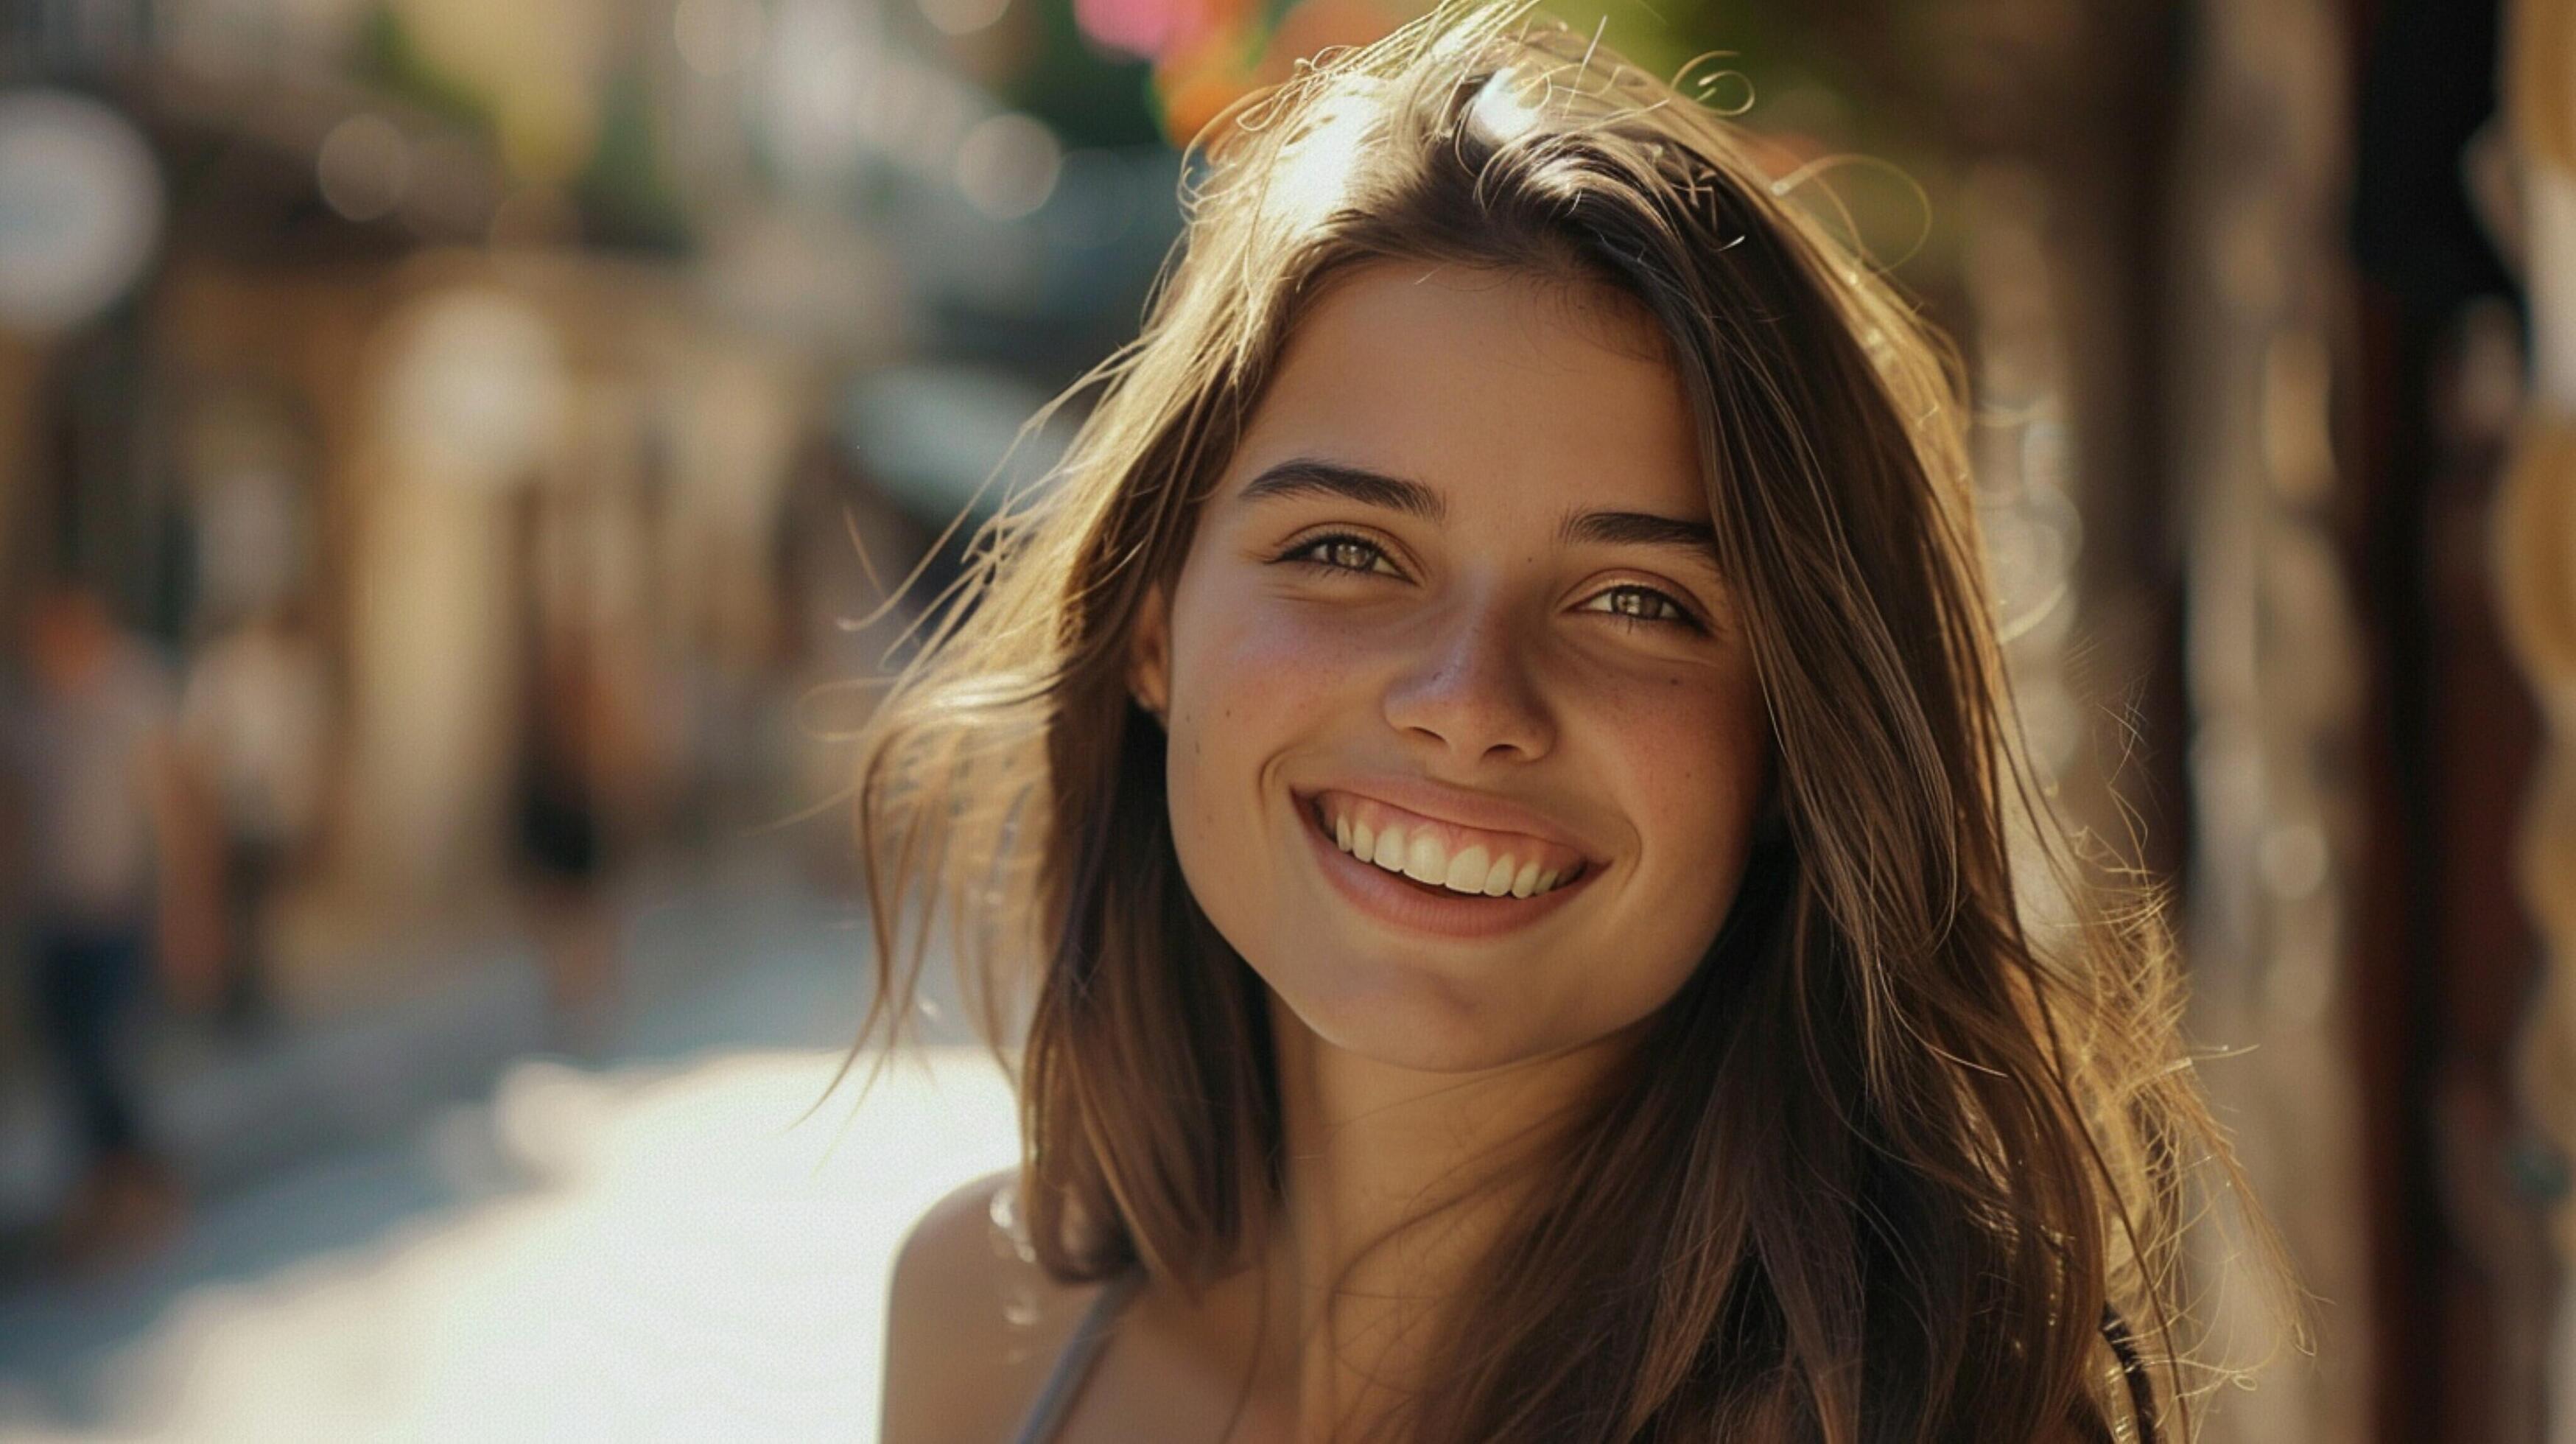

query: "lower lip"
left=1296, top=797, right=1596, bottom=940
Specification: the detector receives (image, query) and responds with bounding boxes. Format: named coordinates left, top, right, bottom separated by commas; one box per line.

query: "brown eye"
left=1277, top=531, right=1400, bottom=577
left=1583, top=583, right=1702, bottom=633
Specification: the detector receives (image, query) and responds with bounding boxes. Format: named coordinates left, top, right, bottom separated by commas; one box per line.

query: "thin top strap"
left=1008, top=1269, right=1145, bottom=1444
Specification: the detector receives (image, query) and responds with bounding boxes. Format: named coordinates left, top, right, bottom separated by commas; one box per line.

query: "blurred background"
left=0, top=0, right=2563, bottom=1439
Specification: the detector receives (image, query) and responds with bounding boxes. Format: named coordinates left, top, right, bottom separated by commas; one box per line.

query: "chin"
left=1260, top=956, right=1586, bottom=1073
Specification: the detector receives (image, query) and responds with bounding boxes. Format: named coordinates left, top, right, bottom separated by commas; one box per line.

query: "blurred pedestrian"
left=0, top=581, right=219, bottom=1268
left=513, top=619, right=621, bottom=1052
left=178, top=603, right=334, bottom=1034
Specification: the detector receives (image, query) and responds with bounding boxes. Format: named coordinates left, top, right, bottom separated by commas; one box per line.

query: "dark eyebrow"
left=1556, top=506, right=1724, bottom=575
left=1236, top=459, right=1446, bottom=522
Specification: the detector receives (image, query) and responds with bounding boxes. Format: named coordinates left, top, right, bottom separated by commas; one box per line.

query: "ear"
left=1747, top=726, right=1788, bottom=843
left=1128, top=581, right=1171, bottom=723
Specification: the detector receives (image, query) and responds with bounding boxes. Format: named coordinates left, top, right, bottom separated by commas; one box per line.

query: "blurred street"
left=0, top=847, right=1018, bottom=1440
left=0, top=0, right=2563, bottom=1436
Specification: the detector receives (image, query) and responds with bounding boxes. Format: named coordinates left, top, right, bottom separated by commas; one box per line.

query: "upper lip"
left=1295, top=774, right=1604, bottom=866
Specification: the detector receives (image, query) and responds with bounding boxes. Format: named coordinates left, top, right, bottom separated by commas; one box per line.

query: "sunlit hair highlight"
left=844, top=4, right=2303, bottom=1439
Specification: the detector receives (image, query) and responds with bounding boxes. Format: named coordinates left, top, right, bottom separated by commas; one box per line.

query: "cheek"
left=1157, top=575, right=1356, bottom=900
left=1168, top=586, right=1354, bottom=741
left=1587, top=661, right=1769, bottom=942
left=1632, top=684, right=1765, bottom=847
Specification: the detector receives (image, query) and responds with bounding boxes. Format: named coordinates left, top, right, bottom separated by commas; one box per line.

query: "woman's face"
left=1129, top=261, right=1771, bottom=1073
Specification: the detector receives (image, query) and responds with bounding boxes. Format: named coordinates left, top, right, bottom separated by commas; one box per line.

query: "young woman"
left=862, top=4, right=2298, bottom=1439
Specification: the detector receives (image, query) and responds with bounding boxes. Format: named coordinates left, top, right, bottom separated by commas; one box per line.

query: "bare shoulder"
left=882, top=1168, right=1103, bottom=1444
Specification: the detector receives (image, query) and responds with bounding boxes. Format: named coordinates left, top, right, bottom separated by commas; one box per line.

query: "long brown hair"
left=847, top=4, right=2300, bottom=1439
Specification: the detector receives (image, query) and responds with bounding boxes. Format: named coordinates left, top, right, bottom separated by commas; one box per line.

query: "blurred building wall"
left=2171, top=0, right=2374, bottom=1437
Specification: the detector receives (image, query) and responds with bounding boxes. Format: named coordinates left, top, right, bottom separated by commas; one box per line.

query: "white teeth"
left=1404, top=833, right=1446, bottom=884
left=1324, top=802, right=1579, bottom=898
left=1443, top=845, right=1489, bottom=893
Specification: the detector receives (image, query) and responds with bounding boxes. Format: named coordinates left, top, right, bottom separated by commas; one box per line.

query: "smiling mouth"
left=1291, top=788, right=1601, bottom=940
left=1301, top=793, right=1592, bottom=900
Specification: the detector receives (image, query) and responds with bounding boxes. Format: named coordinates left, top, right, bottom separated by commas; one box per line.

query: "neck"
left=1243, top=991, right=1633, bottom=1437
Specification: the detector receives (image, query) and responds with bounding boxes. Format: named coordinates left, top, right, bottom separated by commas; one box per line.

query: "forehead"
left=1228, top=262, right=1704, bottom=513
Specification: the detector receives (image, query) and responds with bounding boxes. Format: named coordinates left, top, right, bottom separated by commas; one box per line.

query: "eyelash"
left=1271, top=530, right=1708, bottom=634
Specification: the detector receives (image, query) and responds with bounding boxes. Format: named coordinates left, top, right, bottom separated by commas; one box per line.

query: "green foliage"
left=354, top=4, right=493, bottom=136
left=1000, top=0, right=1167, bottom=150
left=573, top=63, right=693, bottom=254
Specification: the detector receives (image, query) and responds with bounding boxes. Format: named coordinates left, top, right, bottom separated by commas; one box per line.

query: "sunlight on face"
left=1132, top=261, right=1772, bottom=1071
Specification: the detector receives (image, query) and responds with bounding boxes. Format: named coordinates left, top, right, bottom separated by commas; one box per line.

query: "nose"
left=1381, top=595, right=1555, bottom=764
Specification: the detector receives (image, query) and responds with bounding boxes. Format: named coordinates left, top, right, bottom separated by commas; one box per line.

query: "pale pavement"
left=0, top=866, right=1022, bottom=1441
